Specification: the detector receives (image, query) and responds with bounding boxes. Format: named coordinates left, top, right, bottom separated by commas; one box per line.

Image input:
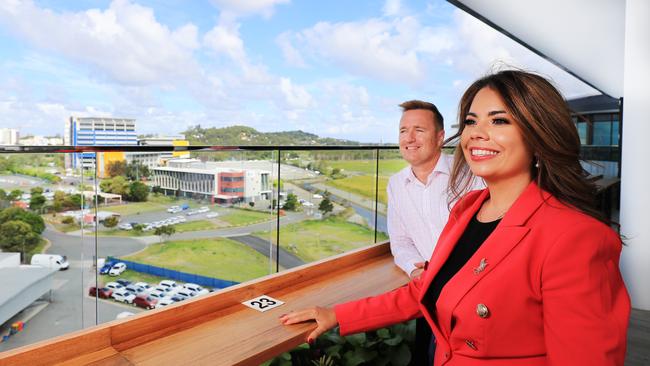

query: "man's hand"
left=410, top=262, right=425, bottom=279
left=279, top=306, right=338, bottom=344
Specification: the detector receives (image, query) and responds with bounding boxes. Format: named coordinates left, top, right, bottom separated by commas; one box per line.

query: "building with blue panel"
left=64, top=116, right=138, bottom=170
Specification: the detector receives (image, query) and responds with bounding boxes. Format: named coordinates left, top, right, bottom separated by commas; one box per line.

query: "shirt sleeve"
left=541, top=221, right=630, bottom=365
left=387, top=178, right=425, bottom=276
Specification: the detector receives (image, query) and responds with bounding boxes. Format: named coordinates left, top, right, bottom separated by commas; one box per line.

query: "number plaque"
left=242, top=295, right=284, bottom=312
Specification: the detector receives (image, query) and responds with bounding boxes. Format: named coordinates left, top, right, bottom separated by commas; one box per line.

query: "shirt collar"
left=402, top=153, right=452, bottom=186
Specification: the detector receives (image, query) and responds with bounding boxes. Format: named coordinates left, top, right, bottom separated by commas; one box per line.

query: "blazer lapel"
left=430, top=182, right=550, bottom=338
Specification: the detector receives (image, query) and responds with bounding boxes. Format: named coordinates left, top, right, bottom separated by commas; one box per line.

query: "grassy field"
left=173, top=220, right=219, bottom=233
left=122, top=238, right=272, bottom=282
left=254, top=216, right=388, bottom=263
left=219, top=209, right=274, bottom=226
left=103, top=196, right=198, bottom=216
left=326, top=175, right=389, bottom=204
left=324, top=159, right=407, bottom=176
left=43, top=214, right=82, bottom=233
left=104, top=269, right=169, bottom=286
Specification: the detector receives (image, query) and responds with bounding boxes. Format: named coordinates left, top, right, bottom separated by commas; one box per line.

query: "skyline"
left=0, top=0, right=597, bottom=143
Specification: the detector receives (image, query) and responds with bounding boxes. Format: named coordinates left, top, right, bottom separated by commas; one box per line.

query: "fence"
left=108, top=256, right=239, bottom=289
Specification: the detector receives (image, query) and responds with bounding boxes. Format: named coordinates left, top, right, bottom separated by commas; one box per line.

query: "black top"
left=425, top=212, right=501, bottom=310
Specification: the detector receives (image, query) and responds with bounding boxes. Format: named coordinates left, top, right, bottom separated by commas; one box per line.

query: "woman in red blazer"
left=281, top=70, right=630, bottom=365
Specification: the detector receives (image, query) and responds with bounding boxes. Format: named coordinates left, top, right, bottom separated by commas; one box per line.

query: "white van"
left=30, top=254, right=69, bottom=270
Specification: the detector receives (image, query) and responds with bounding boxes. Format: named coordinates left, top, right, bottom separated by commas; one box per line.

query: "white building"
left=150, top=159, right=271, bottom=204
left=0, top=128, right=19, bottom=145
left=19, top=135, right=63, bottom=146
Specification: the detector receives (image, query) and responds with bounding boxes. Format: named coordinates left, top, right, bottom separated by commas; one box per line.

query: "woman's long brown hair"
left=445, top=70, right=608, bottom=225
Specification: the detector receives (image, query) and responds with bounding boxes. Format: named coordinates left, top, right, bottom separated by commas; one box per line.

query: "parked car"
left=312, top=194, right=323, bottom=199
left=118, top=223, right=133, bottom=230
left=88, top=286, right=112, bottom=299
left=133, top=282, right=154, bottom=293
left=112, top=289, right=136, bottom=304
left=155, top=298, right=175, bottom=309
left=182, top=283, right=209, bottom=296
left=205, top=212, right=219, bottom=219
left=148, top=290, right=168, bottom=302
left=125, top=284, right=146, bottom=295
left=99, top=259, right=117, bottom=275
left=30, top=254, right=69, bottom=270
left=158, top=280, right=178, bottom=291
left=116, top=279, right=132, bottom=287
left=167, top=206, right=181, bottom=213
left=115, top=311, right=135, bottom=320
left=108, top=262, right=127, bottom=276
left=105, top=282, right=124, bottom=292
left=134, top=295, right=158, bottom=310
left=174, top=289, right=196, bottom=300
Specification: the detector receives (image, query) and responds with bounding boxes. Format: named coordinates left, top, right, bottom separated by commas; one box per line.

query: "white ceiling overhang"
left=448, top=0, right=625, bottom=98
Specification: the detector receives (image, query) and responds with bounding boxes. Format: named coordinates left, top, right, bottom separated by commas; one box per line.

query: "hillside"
left=182, top=125, right=361, bottom=146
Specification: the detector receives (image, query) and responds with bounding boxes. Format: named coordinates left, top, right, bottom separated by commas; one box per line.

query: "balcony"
left=0, top=145, right=647, bottom=365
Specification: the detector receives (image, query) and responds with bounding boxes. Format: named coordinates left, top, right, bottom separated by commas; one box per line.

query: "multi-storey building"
left=150, top=159, right=271, bottom=204
left=0, top=128, right=19, bottom=145
left=64, top=116, right=137, bottom=170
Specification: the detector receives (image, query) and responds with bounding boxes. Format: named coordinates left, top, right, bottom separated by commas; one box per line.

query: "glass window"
left=592, top=114, right=612, bottom=146
left=576, top=123, right=588, bottom=145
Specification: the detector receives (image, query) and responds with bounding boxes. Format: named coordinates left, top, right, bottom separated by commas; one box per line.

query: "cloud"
left=203, top=23, right=246, bottom=62
left=280, top=16, right=456, bottom=86
left=210, top=0, right=290, bottom=19
left=276, top=32, right=306, bottom=67
left=0, top=0, right=201, bottom=86
left=382, top=0, right=403, bottom=17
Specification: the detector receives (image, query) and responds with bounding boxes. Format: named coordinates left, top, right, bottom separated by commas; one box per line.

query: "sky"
left=0, top=0, right=598, bottom=143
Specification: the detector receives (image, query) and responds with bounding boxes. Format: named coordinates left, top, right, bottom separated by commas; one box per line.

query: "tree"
left=107, top=160, right=127, bottom=177
left=29, top=194, right=46, bottom=212
left=0, top=207, right=45, bottom=234
left=154, top=225, right=176, bottom=242
left=30, top=187, right=44, bottom=196
left=103, top=176, right=129, bottom=196
left=282, top=193, right=300, bottom=211
left=53, top=191, right=66, bottom=212
left=0, top=220, right=39, bottom=263
left=126, top=162, right=150, bottom=181
left=127, top=182, right=149, bottom=202
left=319, top=198, right=334, bottom=216
left=103, top=216, right=119, bottom=228
left=9, top=189, right=22, bottom=201
left=151, top=185, right=163, bottom=195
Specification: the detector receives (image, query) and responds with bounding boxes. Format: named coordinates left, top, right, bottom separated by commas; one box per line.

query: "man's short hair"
left=399, top=100, right=444, bottom=131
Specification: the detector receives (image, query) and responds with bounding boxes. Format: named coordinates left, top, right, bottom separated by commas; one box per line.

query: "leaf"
left=280, top=352, right=292, bottom=360
left=322, top=331, right=346, bottom=345
left=376, top=328, right=391, bottom=339
left=343, top=347, right=378, bottom=366
left=324, top=344, right=343, bottom=357
left=388, top=343, right=411, bottom=366
left=383, top=334, right=403, bottom=346
left=344, top=333, right=367, bottom=347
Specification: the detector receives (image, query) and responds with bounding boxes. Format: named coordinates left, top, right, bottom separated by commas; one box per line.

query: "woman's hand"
left=279, top=306, right=338, bottom=344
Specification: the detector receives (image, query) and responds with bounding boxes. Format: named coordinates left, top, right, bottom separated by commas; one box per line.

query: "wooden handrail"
left=0, top=242, right=408, bottom=366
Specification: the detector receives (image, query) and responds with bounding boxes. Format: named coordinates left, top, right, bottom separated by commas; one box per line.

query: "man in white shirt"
left=387, top=100, right=452, bottom=365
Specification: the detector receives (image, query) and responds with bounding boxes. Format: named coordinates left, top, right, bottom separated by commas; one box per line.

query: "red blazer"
left=335, top=182, right=630, bottom=365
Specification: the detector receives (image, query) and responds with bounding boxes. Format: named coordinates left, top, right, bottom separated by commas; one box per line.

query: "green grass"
left=173, top=220, right=218, bottom=233
left=26, top=238, right=48, bottom=262
left=324, top=159, right=407, bottom=176
left=43, top=214, right=82, bottom=233
left=254, top=216, right=388, bottom=263
left=122, top=238, right=272, bottom=282
left=219, top=209, right=274, bottom=226
left=98, top=228, right=146, bottom=237
left=104, top=196, right=198, bottom=216
left=325, top=175, right=389, bottom=204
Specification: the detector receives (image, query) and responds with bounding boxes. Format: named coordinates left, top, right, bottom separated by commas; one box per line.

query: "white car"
left=175, top=288, right=196, bottom=299
left=154, top=285, right=177, bottom=296
left=158, top=280, right=178, bottom=291
left=118, top=223, right=133, bottom=230
left=148, top=290, right=168, bottom=302
left=112, top=289, right=136, bottom=304
left=167, top=206, right=181, bottom=213
left=312, top=194, right=323, bottom=199
left=182, top=283, right=209, bottom=296
left=155, top=297, right=175, bottom=309
left=108, top=262, right=127, bottom=276
left=175, top=216, right=186, bottom=223
left=105, top=282, right=124, bottom=292
left=133, top=282, right=154, bottom=293
left=205, top=212, right=219, bottom=219
left=115, top=311, right=135, bottom=320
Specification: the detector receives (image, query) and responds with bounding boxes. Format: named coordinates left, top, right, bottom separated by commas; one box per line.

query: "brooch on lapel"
left=473, top=258, right=488, bottom=275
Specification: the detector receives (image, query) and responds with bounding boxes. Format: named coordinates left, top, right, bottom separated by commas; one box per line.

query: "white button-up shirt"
left=387, top=153, right=456, bottom=276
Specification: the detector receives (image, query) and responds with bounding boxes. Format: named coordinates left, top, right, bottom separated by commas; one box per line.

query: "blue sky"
left=0, top=0, right=596, bottom=143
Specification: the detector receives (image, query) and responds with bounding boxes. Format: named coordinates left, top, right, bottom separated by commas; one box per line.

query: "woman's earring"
left=535, top=158, right=540, bottom=168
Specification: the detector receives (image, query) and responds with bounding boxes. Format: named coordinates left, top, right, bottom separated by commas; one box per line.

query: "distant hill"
left=183, top=125, right=361, bottom=146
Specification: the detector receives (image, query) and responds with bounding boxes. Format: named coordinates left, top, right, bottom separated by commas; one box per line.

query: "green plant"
left=265, top=321, right=415, bottom=366
left=61, top=216, right=74, bottom=225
